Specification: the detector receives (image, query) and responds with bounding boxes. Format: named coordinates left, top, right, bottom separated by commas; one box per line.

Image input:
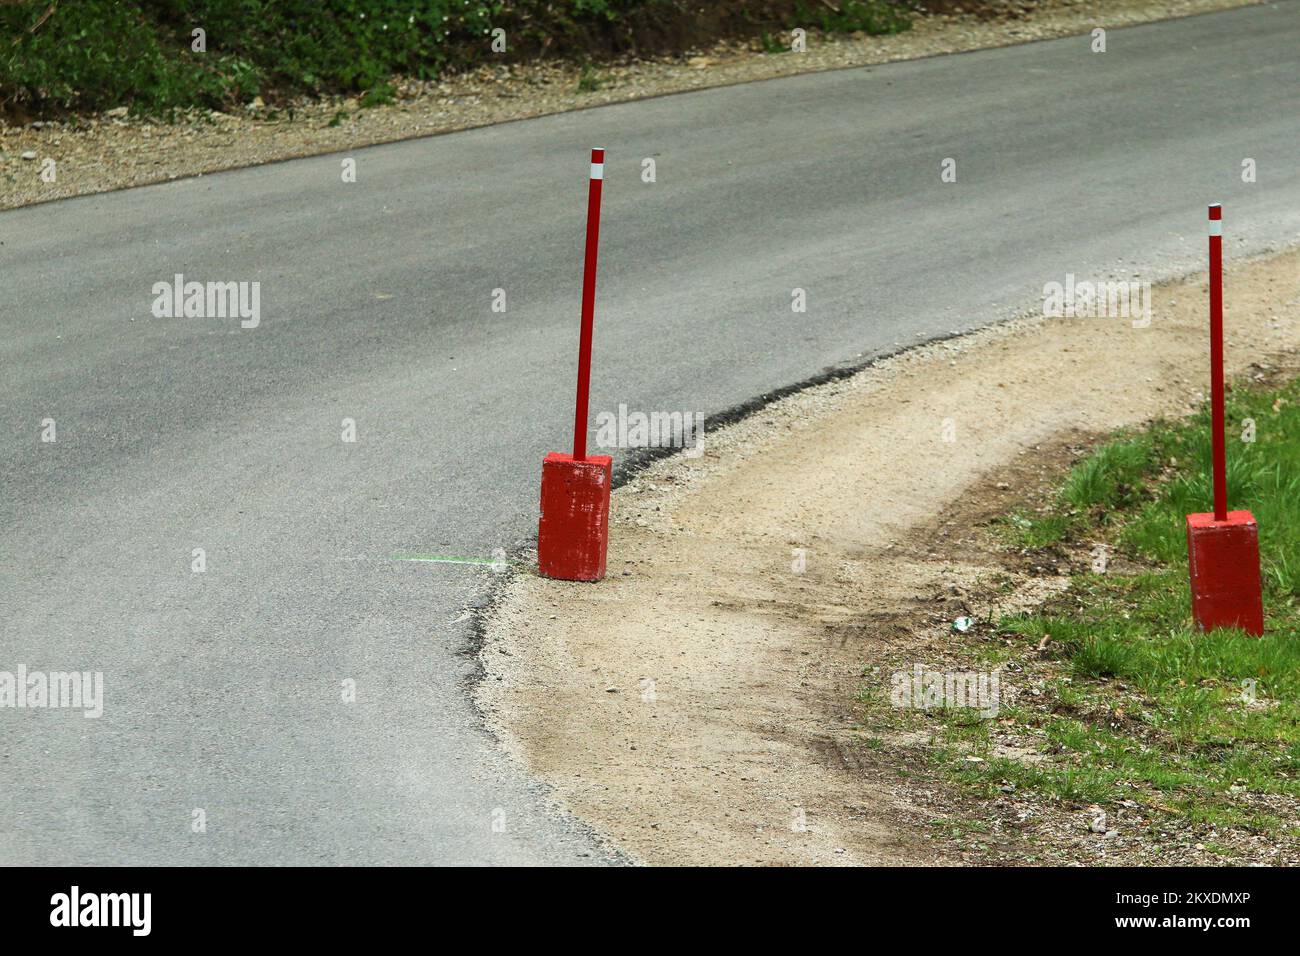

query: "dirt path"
left=0, top=0, right=1263, bottom=212
left=476, top=247, right=1300, bottom=866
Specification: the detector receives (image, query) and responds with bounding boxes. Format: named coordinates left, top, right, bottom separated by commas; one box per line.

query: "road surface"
left=2, top=2, right=1298, bottom=864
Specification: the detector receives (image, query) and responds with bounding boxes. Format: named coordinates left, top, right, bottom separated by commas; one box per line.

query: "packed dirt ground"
left=0, top=0, right=1264, bottom=211
left=477, top=247, right=1300, bottom=866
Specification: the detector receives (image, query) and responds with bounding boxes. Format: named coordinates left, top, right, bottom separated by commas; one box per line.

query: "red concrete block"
left=538, top=452, right=612, bottom=581
left=1185, top=511, right=1264, bottom=636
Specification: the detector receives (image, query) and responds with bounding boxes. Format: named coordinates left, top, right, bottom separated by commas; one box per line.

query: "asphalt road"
left=3, top=3, right=1298, bottom=865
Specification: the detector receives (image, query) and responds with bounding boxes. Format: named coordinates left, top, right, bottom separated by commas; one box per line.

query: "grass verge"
left=869, top=374, right=1300, bottom=858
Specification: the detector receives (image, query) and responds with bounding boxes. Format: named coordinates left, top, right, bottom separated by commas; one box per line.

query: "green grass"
left=793, top=0, right=911, bottom=36
left=893, top=376, right=1300, bottom=847
left=575, top=63, right=603, bottom=92
left=2, top=0, right=496, bottom=116
left=998, top=430, right=1170, bottom=550
left=1061, top=437, right=1155, bottom=511
left=2, top=1, right=916, bottom=118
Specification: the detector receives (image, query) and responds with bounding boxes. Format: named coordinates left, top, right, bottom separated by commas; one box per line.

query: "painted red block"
left=1185, top=511, right=1264, bottom=636
left=538, top=452, right=612, bottom=581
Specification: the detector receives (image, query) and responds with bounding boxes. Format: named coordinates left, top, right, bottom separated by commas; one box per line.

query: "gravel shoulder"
left=477, top=246, right=1300, bottom=866
left=0, top=0, right=1264, bottom=212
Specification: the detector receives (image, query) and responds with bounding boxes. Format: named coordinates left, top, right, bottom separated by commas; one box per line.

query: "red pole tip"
left=1208, top=204, right=1222, bottom=220
left=591, top=147, right=605, bottom=163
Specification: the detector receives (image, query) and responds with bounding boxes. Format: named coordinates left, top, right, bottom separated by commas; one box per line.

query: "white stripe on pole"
left=590, top=162, right=604, bottom=180
left=1209, top=220, right=1222, bottom=236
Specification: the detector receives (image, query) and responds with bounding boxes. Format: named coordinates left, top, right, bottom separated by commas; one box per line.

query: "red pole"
left=1208, top=203, right=1227, bottom=522
left=572, top=147, right=605, bottom=461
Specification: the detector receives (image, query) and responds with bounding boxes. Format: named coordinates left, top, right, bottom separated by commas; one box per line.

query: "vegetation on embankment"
left=1, top=0, right=919, bottom=119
